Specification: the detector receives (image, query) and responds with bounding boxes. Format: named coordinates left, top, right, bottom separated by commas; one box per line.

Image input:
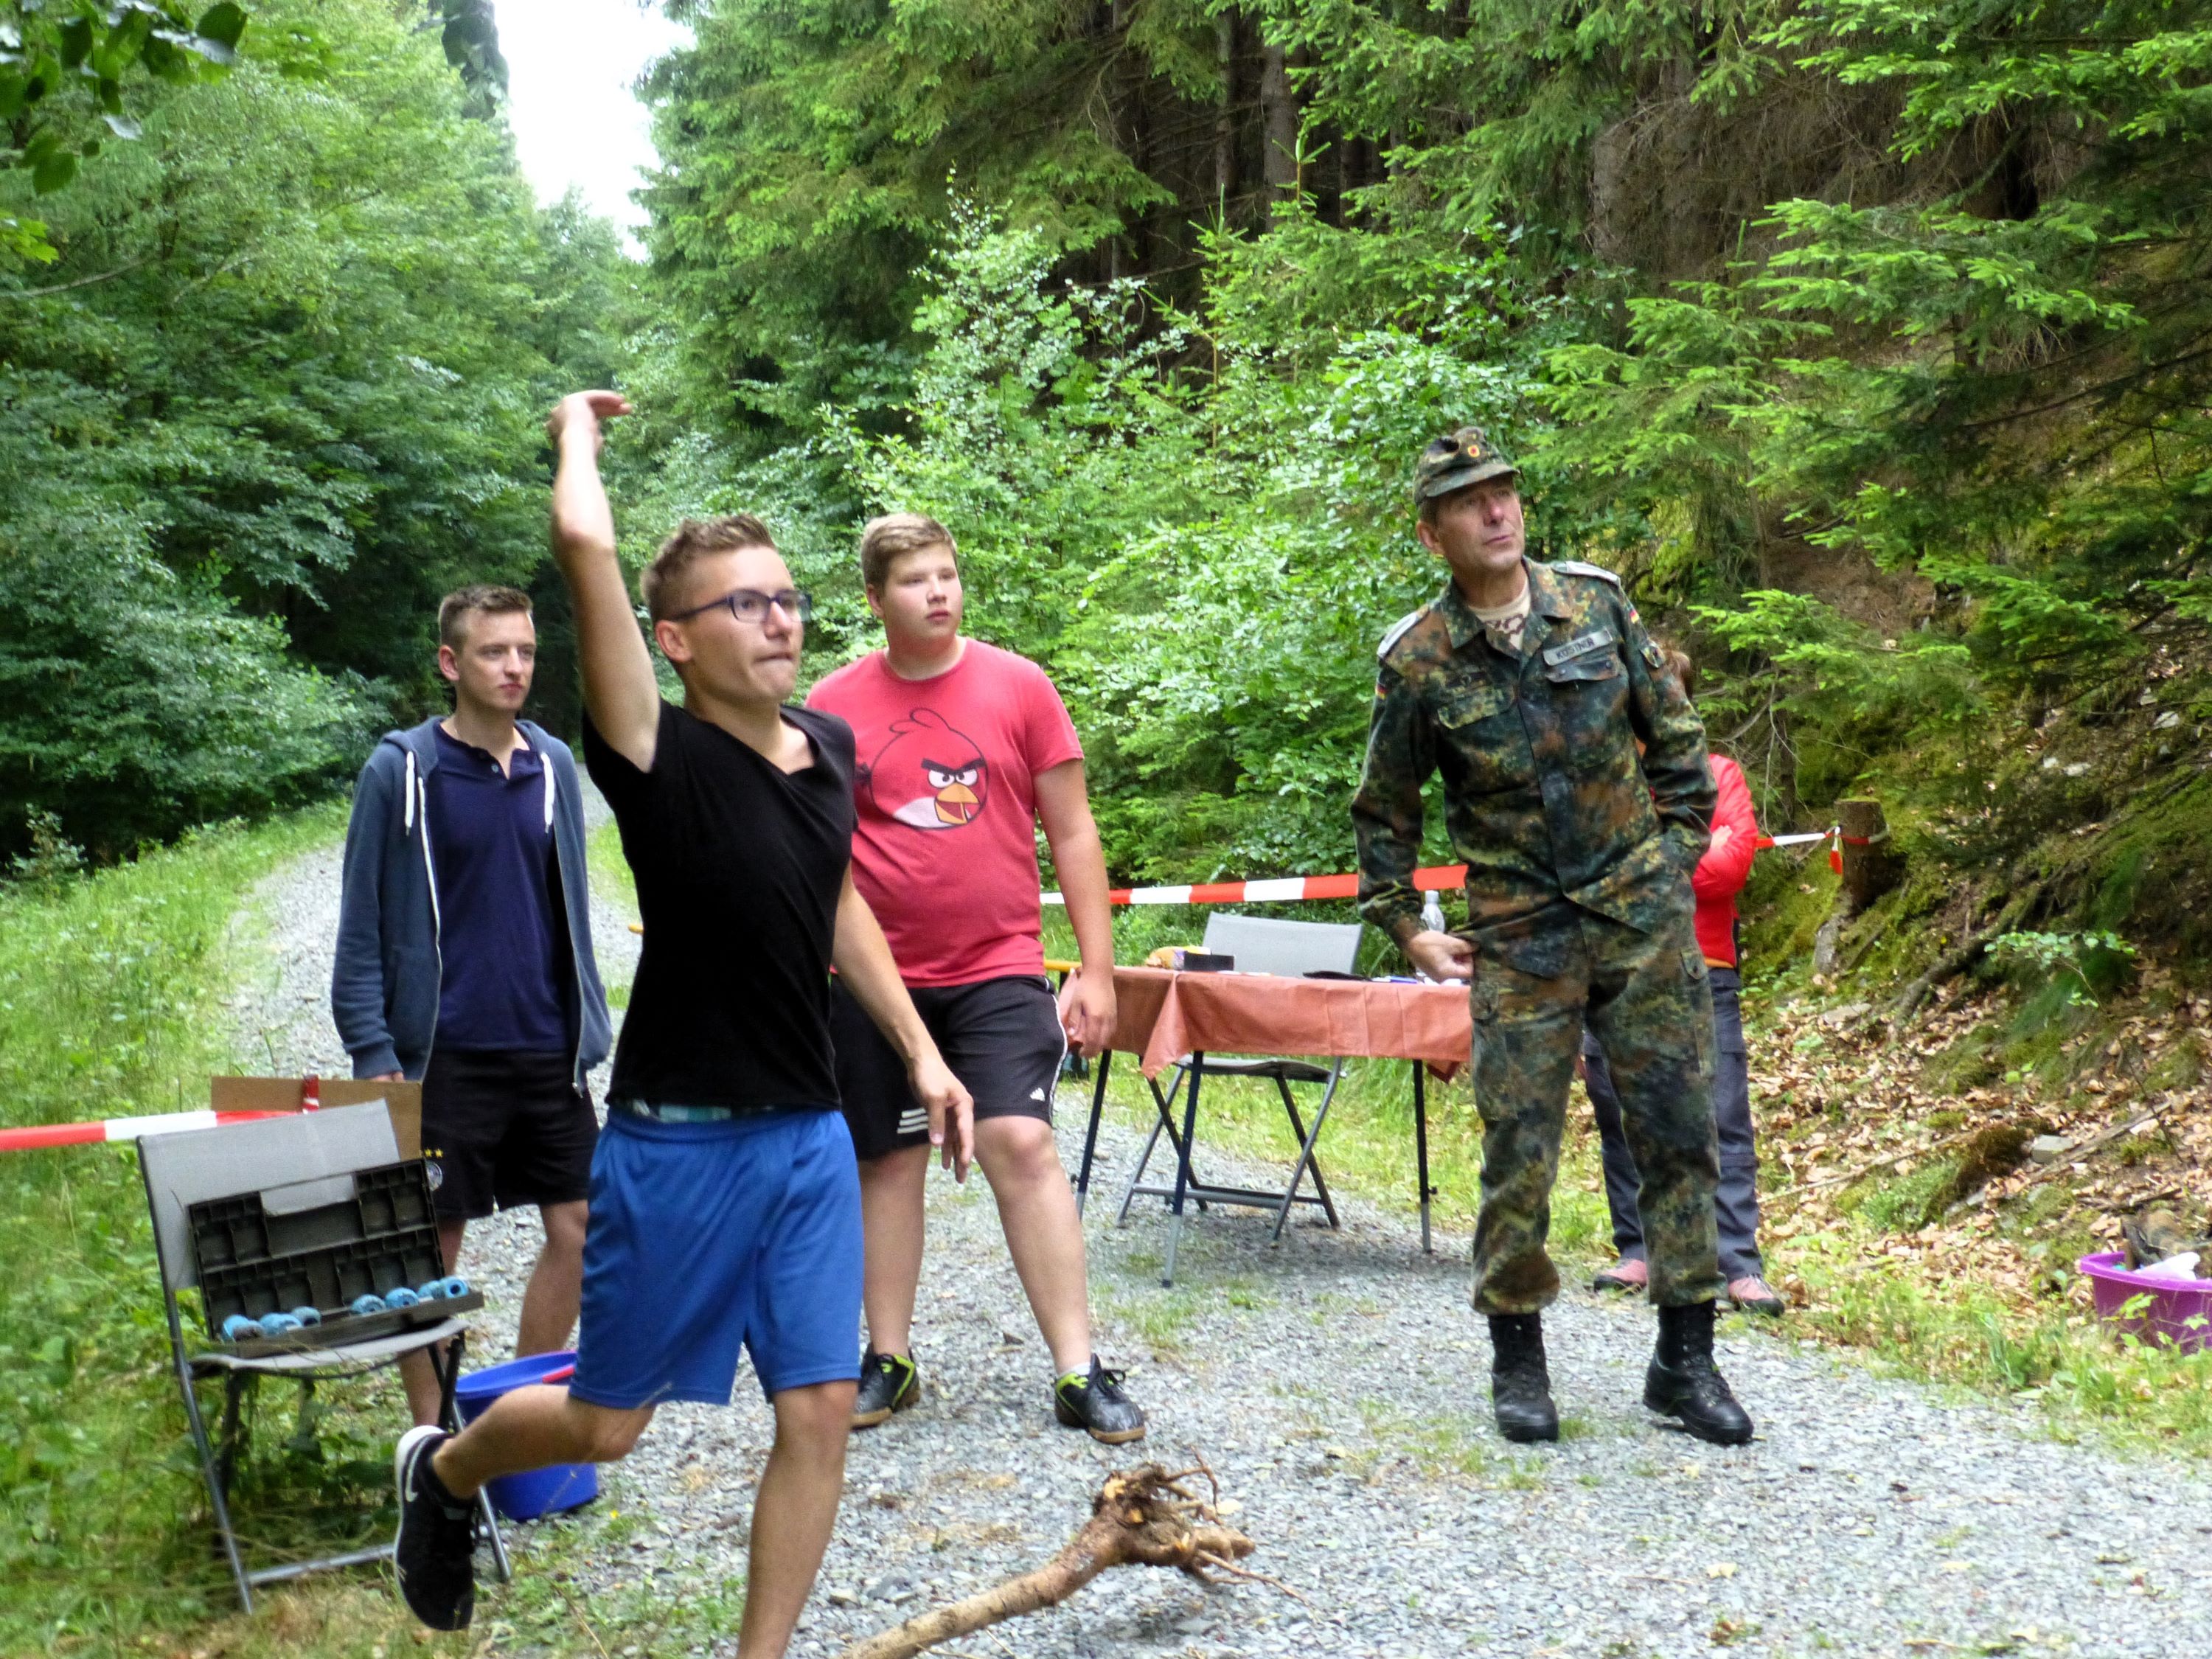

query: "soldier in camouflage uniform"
left=1351, top=427, right=1754, bottom=1447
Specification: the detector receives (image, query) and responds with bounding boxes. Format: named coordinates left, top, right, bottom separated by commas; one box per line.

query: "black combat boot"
left=1645, top=1300, right=1755, bottom=1445
left=1486, top=1312, right=1559, bottom=1443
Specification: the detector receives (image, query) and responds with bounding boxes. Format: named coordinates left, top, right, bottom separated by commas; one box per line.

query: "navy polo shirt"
left=425, top=724, right=570, bottom=1054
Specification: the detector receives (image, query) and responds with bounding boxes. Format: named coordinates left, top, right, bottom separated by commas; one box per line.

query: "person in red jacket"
left=1585, top=650, right=1783, bottom=1315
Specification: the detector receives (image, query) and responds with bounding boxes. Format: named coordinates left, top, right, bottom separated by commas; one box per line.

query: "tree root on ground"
left=1887, top=879, right=2046, bottom=1040
left=837, top=1461, right=1265, bottom=1659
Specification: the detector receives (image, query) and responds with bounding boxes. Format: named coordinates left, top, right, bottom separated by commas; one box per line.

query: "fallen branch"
left=1766, top=1124, right=1997, bottom=1205
left=1998, top=1113, right=2160, bottom=1196
left=1888, top=880, right=2045, bottom=1040
left=838, top=1462, right=1263, bottom=1659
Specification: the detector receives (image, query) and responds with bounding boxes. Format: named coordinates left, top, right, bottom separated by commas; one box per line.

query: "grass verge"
left=0, top=808, right=715, bottom=1657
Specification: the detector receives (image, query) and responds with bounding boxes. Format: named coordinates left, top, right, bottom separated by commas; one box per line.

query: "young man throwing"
left=333, top=584, right=612, bottom=1427
left=805, top=512, right=1144, bottom=1444
left=390, top=394, right=974, bottom=1657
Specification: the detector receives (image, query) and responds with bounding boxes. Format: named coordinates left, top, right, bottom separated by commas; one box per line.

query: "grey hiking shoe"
left=1053, top=1357, right=1147, bottom=1444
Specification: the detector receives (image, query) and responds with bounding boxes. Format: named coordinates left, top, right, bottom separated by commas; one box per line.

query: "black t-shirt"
left=582, top=700, right=856, bottom=1110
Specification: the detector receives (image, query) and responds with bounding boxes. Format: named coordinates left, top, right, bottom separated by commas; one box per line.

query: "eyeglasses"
left=667, top=587, right=815, bottom=627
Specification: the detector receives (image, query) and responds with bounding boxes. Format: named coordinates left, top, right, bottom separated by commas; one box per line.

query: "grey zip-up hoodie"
left=330, top=717, right=612, bottom=1085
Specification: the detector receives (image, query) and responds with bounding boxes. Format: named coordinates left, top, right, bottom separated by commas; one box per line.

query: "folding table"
left=1071, top=967, right=1471, bottom=1284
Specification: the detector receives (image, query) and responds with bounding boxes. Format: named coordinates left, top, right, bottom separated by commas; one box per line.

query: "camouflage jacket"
left=1351, top=559, right=1714, bottom=948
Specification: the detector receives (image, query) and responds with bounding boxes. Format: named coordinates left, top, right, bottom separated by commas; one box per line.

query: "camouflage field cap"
left=1413, top=425, right=1519, bottom=504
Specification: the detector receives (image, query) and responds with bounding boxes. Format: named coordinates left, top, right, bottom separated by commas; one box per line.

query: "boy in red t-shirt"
left=806, top=513, right=1144, bottom=1444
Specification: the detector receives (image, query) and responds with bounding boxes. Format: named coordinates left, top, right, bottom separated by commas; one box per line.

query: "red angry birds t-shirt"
left=805, top=640, right=1085, bottom=987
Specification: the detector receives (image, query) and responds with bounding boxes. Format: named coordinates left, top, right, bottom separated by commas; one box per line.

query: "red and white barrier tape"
left=1047, top=830, right=1838, bottom=907
left=0, top=1108, right=296, bottom=1154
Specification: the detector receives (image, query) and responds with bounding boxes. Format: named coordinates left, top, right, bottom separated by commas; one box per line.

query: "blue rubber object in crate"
left=454, top=1351, right=595, bottom=1522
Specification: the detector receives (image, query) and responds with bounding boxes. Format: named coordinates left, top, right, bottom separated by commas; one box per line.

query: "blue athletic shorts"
left=568, top=1107, right=863, bottom=1409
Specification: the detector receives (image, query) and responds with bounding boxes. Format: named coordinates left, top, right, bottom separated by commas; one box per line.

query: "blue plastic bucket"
left=453, top=1350, right=597, bottom=1521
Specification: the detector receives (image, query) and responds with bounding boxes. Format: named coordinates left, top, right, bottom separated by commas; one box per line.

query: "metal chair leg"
left=1074, top=1049, right=1113, bottom=1216
left=1162, top=1052, right=1205, bottom=1287
left=215, top=1369, right=252, bottom=1497
left=1116, top=1064, right=1184, bottom=1225
left=1150, top=1068, right=1211, bottom=1210
left=167, top=1298, right=253, bottom=1613
left=431, top=1332, right=510, bottom=1584
left=1413, top=1060, right=1436, bottom=1254
left=1270, top=1059, right=1346, bottom=1242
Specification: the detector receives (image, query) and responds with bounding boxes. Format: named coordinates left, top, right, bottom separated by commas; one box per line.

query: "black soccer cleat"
left=392, top=1425, right=476, bottom=1630
left=1486, top=1312, right=1561, bottom=1443
left=1645, top=1300, right=1755, bottom=1446
left=850, top=1349, right=923, bottom=1430
left=1053, top=1356, right=1147, bottom=1444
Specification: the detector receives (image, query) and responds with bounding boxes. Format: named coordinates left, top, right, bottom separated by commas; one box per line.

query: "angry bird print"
left=861, top=709, right=990, bottom=830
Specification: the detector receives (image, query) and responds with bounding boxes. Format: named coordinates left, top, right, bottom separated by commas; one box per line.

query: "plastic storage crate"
left=189, top=1161, right=447, bottom=1335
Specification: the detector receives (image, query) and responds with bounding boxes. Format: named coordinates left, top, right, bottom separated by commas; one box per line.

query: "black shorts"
left=830, top=975, right=1065, bottom=1162
left=419, top=1047, right=598, bottom=1222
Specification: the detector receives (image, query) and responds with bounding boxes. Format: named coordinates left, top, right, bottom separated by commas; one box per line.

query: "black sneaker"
left=392, top=1425, right=476, bottom=1630
left=850, top=1350, right=922, bottom=1430
left=1053, top=1356, right=1147, bottom=1444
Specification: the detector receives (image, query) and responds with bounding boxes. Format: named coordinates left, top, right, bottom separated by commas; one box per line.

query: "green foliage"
left=0, top=0, right=248, bottom=266
left=0, top=0, right=633, bottom=861
left=1991, top=929, right=2138, bottom=1007
left=635, top=0, right=2212, bottom=904
left=641, top=0, right=1217, bottom=427
left=824, top=201, right=1596, bottom=878
left=1784, top=1225, right=2212, bottom=1455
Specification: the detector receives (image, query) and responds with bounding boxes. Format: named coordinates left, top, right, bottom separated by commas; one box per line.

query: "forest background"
left=5, top=0, right=2210, bottom=973
left=2, top=0, right=2211, bottom=1646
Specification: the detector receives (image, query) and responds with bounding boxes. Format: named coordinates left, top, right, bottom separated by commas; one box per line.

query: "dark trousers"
left=1582, top=965, right=1764, bottom=1281
left=1468, top=906, right=1722, bottom=1313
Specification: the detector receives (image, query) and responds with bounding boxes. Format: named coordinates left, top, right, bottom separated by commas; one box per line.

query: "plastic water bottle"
left=1416, top=892, right=1450, bottom=984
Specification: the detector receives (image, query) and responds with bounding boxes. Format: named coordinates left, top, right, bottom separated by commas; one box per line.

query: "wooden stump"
left=1836, top=797, right=1899, bottom=914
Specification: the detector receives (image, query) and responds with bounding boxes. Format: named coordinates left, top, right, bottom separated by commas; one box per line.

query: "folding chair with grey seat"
left=1113, top=914, right=1364, bottom=1279
left=138, top=1102, right=510, bottom=1612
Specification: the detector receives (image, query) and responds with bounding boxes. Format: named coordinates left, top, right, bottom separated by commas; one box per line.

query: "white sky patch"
left=498, top=1, right=691, bottom=251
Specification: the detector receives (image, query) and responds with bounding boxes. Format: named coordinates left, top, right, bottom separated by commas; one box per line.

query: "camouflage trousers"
left=1467, top=901, right=1722, bottom=1313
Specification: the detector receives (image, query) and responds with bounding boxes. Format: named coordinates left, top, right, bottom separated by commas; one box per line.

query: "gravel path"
left=227, top=807, right=2212, bottom=1658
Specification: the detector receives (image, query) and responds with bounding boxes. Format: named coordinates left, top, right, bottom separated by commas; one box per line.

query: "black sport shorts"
left=418, top=1046, right=598, bottom=1222
left=830, top=975, right=1065, bottom=1163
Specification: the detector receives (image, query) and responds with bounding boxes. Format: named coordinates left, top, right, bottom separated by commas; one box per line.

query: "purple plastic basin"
left=2078, top=1251, right=2212, bottom=1354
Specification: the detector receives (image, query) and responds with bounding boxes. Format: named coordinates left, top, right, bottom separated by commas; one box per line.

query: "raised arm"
left=1034, top=759, right=1117, bottom=1058
left=547, top=390, right=659, bottom=770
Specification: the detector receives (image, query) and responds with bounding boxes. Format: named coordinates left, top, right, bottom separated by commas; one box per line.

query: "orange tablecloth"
left=1095, top=967, right=1471, bottom=1081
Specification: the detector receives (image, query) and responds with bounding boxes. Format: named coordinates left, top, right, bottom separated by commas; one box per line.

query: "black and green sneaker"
left=851, top=1349, right=922, bottom=1430
left=1052, top=1356, right=1147, bottom=1444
